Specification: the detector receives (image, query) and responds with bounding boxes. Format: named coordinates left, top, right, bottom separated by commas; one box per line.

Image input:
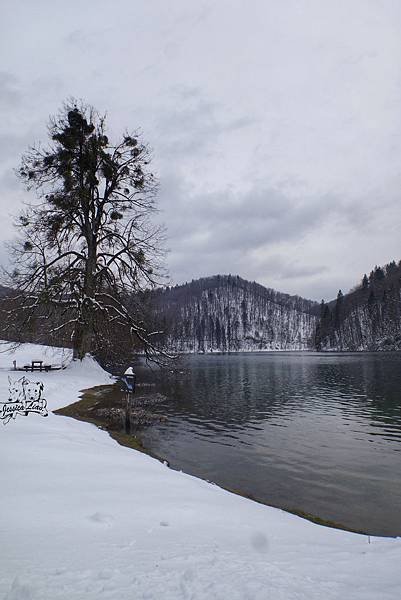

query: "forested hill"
left=3, top=261, right=401, bottom=354
left=149, top=275, right=319, bottom=352
left=316, top=260, right=401, bottom=351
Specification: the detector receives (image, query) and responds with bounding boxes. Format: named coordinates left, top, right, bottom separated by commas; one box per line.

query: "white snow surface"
left=1, top=342, right=400, bottom=600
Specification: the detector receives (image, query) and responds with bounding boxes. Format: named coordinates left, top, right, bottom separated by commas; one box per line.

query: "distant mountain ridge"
left=150, top=274, right=319, bottom=352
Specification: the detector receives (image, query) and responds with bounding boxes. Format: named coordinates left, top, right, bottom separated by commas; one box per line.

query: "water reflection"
left=138, top=352, right=401, bottom=535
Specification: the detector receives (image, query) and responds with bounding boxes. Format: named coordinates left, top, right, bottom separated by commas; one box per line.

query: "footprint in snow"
left=250, top=532, right=269, bottom=553
left=98, top=568, right=113, bottom=580
left=4, top=576, right=34, bottom=600
left=87, top=512, right=114, bottom=526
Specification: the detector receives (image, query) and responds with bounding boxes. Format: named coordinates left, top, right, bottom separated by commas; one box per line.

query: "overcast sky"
left=1, top=0, right=400, bottom=301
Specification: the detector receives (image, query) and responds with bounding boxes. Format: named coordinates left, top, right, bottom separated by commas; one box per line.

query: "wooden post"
left=125, top=391, right=131, bottom=434
left=13, top=360, right=16, bottom=371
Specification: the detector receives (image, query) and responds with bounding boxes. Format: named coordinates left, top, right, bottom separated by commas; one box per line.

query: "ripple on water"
left=137, top=352, right=401, bottom=536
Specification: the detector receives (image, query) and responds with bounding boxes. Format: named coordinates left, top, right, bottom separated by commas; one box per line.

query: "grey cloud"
left=158, top=166, right=389, bottom=300
left=274, top=261, right=327, bottom=281
left=0, top=132, right=34, bottom=162
left=159, top=173, right=372, bottom=254
left=0, top=72, right=21, bottom=109
left=1, top=0, right=401, bottom=301
left=0, top=168, right=19, bottom=191
left=154, top=87, right=257, bottom=157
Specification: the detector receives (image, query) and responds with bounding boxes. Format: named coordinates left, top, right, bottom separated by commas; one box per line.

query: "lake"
left=137, top=352, right=401, bottom=536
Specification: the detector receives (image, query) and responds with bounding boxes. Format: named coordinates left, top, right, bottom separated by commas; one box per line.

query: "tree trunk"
left=72, top=233, right=97, bottom=360
left=72, top=322, right=92, bottom=360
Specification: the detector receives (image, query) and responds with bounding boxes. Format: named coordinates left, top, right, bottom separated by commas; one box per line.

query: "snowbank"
left=1, top=342, right=400, bottom=600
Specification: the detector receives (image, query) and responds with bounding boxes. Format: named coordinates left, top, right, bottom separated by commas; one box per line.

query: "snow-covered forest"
left=146, top=263, right=401, bottom=354
left=150, top=275, right=319, bottom=352
left=3, top=261, right=401, bottom=356
left=316, top=261, right=401, bottom=351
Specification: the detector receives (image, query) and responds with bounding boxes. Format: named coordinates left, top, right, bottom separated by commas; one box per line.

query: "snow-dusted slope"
left=1, top=342, right=400, bottom=600
left=316, top=262, right=401, bottom=351
left=152, top=275, right=318, bottom=352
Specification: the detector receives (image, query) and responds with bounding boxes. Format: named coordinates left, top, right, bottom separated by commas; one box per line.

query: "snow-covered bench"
left=23, top=360, right=52, bottom=372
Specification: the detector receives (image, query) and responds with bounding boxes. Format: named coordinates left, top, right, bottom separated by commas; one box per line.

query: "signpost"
left=120, top=367, right=136, bottom=434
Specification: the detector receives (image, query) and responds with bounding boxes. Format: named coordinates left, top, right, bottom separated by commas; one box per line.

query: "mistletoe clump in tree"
left=7, top=100, right=167, bottom=360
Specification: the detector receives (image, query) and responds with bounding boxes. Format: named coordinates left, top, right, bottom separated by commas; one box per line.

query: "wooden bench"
left=23, top=361, right=52, bottom=372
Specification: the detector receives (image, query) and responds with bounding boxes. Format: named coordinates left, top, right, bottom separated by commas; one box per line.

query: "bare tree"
left=3, top=100, right=169, bottom=361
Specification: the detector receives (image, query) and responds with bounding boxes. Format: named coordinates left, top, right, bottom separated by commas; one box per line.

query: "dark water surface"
left=137, top=352, right=401, bottom=536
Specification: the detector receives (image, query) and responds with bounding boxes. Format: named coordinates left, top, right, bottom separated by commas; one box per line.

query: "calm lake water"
left=137, top=352, right=401, bottom=536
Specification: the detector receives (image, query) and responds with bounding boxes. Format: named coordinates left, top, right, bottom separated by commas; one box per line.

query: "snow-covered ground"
left=1, top=342, right=400, bottom=600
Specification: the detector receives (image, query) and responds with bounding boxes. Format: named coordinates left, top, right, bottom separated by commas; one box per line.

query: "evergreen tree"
left=386, top=261, right=397, bottom=276
left=368, top=290, right=376, bottom=307
left=374, top=266, right=385, bottom=281
left=334, top=289, right=343, bottom=327
left=362, top=274, right=369, bottom=289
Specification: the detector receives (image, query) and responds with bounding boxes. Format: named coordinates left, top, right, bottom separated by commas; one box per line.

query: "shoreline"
left=163, top=348, right=401, bottom=355
left=54, top=384, right=167, bottom=464
left=54, top=383, right=379, bottom=539
left=3, top=341, right=401, bottom=599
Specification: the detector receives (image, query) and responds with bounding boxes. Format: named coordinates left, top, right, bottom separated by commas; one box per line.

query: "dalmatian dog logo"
left=1, top=376, right=48, bottom=424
